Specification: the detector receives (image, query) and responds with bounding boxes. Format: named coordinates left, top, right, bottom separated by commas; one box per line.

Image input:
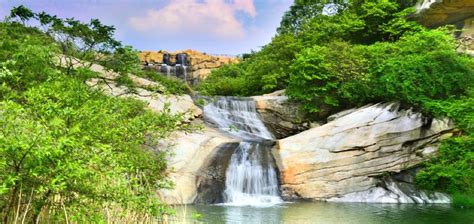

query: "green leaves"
left=0, top=11, right=184, bottom=221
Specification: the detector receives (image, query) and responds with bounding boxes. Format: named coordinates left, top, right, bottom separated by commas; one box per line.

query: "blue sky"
left=0, top=0, right=293, bottom=55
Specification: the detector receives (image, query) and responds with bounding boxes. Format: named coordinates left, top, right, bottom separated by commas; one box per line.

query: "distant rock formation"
left=139, top=49, right=239, bottom=82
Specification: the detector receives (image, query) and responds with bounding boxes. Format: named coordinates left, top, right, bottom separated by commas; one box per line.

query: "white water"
left=223, top=142, right=282, bottom=206
left=203, top=97, right=281, bottom=206
left=416, top=0, right=438, bottom=12
left=160, top=64, right=171, bottom=78
left=203, top=97, right=273, bottom=140
left=183, top=65, right=187, bottom=82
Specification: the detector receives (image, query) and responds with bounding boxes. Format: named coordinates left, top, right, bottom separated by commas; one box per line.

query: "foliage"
left=197, top=63, right=247, bottom=96
left=198, top=34, right=302, bottom=95
left=8, top=5, right=134, bottom=77
left=414, top=91, right=474, bottom=204
left=0, top=7, right=187, bottom=222
left=198, top=0, right=423, bottom=96
left=452, top=193, right=474, bottom=208
left=286, top=42, right=369, bottom=114
left=286, top=29, right=474, bottom=114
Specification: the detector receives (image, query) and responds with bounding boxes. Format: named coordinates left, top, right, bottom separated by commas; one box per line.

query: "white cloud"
left=127, top=0, right=257, bottom=40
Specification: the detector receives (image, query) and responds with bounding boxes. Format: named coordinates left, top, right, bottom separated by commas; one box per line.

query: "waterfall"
left=203, top=97, right=273, bottom=140
left=165, top=65, right=171, bottom=78
left=183, top=65, right=187, bottom=83
left=223, top=142, right=282, bottom=205
left=202, top=97, right=282, bottom=206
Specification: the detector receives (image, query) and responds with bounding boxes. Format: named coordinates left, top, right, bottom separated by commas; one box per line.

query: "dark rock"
left=194, top=143, right=239, bottom=204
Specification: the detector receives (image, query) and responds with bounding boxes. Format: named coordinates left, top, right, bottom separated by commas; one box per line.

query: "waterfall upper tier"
left=202, top=96, right=275, bottom=141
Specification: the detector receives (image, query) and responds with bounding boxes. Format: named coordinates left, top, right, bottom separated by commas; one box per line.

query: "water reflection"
left=174, top=202, right=474, bottom=224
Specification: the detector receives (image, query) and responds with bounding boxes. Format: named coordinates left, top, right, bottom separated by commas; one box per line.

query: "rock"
left=57, top=55, right=202, bottom=119
left=416, top=0, right=474, bottom=28
left=157, top=124, right=238, bottom=204
left=274, top=102, right=455, bottom=201
left=327, top=168, right=451, bottom=203
left=415, top=0, right=474, bottom=54
left=194, top=142, right=240, bottom=204
left=86, top=78, right=202, bottom=120
left=251, top=90, right=310, bottom=139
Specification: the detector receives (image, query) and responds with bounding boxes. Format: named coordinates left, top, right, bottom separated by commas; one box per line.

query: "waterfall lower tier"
left=223, top=142, right=282, bottom=206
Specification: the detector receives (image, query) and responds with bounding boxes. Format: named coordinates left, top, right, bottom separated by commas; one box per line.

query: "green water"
left=173, top=202, right=474, bottom=224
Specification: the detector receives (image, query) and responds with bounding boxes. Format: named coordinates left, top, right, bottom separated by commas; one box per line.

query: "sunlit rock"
left=275, top=102, right=455, bottom=202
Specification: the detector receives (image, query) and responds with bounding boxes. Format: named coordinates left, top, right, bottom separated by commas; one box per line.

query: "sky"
left=0, top=0, right=293, bottom=55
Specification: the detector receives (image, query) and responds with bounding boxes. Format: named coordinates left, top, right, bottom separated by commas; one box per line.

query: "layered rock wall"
left=275, top=103, right=455, bottom=201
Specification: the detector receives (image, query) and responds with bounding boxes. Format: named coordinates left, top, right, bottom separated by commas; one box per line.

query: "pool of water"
left=172, top=202, right=474, bottom=224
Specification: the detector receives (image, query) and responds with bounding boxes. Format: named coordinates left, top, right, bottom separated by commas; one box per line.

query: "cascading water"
left=203, top=97, right=273, bottom=140
left=182, top=65, right=187, bottom=82
left=203, top=97, right=282, bottom=206
left=223, top=142, right=281, bottom=205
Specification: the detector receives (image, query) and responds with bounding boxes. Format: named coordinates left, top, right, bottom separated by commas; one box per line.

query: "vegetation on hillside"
left=198, top=0, right=474, bottom=207
left=0, top=6, right=188, bottom=222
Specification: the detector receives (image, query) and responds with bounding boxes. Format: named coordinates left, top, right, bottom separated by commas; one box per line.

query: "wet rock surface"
left=194, top=143, right=239, bottom=204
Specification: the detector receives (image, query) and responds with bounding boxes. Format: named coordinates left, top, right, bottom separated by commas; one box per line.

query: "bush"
left=286, top=41, right=370, bottom=114
left=452, top=194, right=474, bottom=208
left=197, top=63, right=247, bottom=96
left=286, top=29, right=474, bottom=114
left=0, top=12, right=187, bottom=222
left=1, top=77, right=185, bottom=222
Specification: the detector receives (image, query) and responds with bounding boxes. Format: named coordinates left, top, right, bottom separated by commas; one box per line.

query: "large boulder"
left=157, top=124, right=238, bottom=204
left=252, top=90, right=311, bottom=139
left=274, top=102, right=455, bottom=201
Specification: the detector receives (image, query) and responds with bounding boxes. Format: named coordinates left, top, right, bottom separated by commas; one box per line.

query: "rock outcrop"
left=274, top=102, right=455, bottom=201
left=87, top=78, right=201, bottom=120
left=158, top=125, right=238, bottom=204
left=252, top=90, right=311, bottom=139
left=327, top=168, right=451, bottom=203
left=416, top=0, right=474, bottom=28
left=416, top=0, right=474, bottom=55
left=139, top=49, right=239, bottom=81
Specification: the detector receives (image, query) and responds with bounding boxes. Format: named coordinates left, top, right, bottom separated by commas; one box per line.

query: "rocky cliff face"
left=274, top=103, right=455, bottom=201
left=139, top=49, right=239, bottom=81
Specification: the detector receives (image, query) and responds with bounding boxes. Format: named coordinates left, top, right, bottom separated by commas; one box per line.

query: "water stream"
left=203, top=97, right=282, bottom=206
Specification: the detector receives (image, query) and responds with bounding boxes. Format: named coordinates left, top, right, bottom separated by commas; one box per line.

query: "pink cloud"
left=233, top=0, right=257, bottom=17
left=127, top=0, right=257, bottom=40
